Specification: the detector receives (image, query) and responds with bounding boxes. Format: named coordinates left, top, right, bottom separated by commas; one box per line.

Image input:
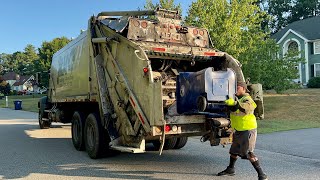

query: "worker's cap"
left=237, top=82, right=249, bottom=92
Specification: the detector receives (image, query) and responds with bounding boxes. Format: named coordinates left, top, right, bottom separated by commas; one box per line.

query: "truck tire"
left=173, top=137, right=188, bottom=149
left=38, top=96, right=51, bottom=129
left=39, top=110, right=51, bottom=129
left=84, top=113, right=110, bottom=159
left=152, top=137, right=178, bottom=150
left=71, top=111, right=85, bottom=151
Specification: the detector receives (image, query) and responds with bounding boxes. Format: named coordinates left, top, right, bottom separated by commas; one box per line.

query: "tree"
left=0, top=78, right=11, bottom=95
left=241, top=39, right=302, bottom=92
left=23, top=44, right=39, bottom=75
left=291, top=0, right=320, bottom=21
left=266, top=0, right=320, bottom=33
left=144, top=0, right=182, bottom=13
left=36, top=37, right=71, bottom=87
left=186, top=0, right=303, bottom=92
left=266, top=0, right=292, bottom=33
left=186, top=0, right=267, bottom=59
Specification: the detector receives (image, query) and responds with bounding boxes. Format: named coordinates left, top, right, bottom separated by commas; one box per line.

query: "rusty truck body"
left=38, top=8, right=264, bottom=159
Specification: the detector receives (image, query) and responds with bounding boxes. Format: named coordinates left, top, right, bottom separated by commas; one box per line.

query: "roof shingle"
left=272, top=16, right=320, bottom=42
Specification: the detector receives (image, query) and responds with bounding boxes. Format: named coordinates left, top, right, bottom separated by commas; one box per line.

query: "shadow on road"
left=0, top=123, right=218, bottom=179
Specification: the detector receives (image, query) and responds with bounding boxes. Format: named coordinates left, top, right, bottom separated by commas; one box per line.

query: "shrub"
left=307, top=77, right=320, bottom=88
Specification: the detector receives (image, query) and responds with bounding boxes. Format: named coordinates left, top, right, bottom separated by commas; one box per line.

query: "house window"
left=314, top=41, right=320, bottom=54
left=288, top=41, right=299, bottom=52
left=314, top=63, right=320, bottom=77
left=283, top=39, right=301, bottom=57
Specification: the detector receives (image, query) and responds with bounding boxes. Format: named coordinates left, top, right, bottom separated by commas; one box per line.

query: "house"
left=2, top=72, right=18, bottom=87
left=12, top=75, right=35, bottom=92
left=272, top=16, right=320, bottom=85
left=2, top=72, right=34, bottom=92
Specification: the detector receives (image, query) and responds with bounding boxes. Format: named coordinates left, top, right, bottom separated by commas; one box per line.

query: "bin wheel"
left=39, top=110, right=51, bottom=129
left=71, top=111, right=85, bottom=151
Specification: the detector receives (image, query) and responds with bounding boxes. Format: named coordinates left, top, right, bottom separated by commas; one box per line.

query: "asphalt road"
left=0, top=108, right=319, bottom=180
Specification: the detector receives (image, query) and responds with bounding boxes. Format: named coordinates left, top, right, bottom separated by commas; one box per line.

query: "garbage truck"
left=38, top=8, right=264, bottom=159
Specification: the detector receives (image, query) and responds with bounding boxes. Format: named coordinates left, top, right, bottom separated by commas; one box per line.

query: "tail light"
left=143, top=67, right=148, bottom=73
left=165, top=125, right=171, bottom=132
left=141, top=21, right=148, bottom=28
left=193, top=29, right=198, bottom=35
left=152, top=47, right=166, bottom=52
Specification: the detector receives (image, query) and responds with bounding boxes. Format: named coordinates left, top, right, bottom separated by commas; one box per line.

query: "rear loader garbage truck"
left=38, top=8, right=264, bottom=159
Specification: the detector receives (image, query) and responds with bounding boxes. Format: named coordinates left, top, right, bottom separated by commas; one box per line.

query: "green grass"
left=1, top=89, right=320, bottom=134
left=0, top=94, right=45, bottom=113
left=258, top=88, right=320, bottom=133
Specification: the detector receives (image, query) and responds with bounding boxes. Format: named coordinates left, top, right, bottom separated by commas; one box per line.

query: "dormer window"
left=288, top=41, right=298, bottom=52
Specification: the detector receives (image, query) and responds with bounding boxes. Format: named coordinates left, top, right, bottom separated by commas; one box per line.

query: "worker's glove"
left=225, top=98, right=237, bottom=106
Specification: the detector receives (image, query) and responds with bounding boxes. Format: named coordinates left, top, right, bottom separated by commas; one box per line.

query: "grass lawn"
left=258, top=88, right=320, bottom=133
left=0, top=89, right=319, bottom=134
left=0, top=94, right=45, bottom=113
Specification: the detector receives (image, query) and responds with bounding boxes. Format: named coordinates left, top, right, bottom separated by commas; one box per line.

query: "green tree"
left=266, top=0, right=292, bottom=33
left=291, top=0, right=320, bottom=21
left=0, top=78, right=11, bottom=95
left=36, top=37, right=70, bottom=87
left=266, top=0, right=320, bottom=33
left=23, top=44, right=39, bottom=75
left=144, top=0, right=182, bottom=13
left=186, top=0, right=303, bottom=92
left=186, top=0, right=267, bottom=59
left=242, top=39, right=302, bottom=92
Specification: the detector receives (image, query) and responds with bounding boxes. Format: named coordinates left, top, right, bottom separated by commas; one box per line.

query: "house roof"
left=272, top=16, right=320, bottom=42
left=12, top=75, right=33, bottom=86
left=2, top=72, right=18, bottom=81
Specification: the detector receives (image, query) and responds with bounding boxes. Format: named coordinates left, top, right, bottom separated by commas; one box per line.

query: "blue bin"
left=14, top=100, right=22, bottom=110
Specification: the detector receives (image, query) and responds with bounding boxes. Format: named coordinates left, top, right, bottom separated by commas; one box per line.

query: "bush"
left=307, top=77, right=320, bottom=88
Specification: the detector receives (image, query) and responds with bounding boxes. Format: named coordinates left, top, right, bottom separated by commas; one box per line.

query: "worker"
left=217, top=82, right=268, bottom=180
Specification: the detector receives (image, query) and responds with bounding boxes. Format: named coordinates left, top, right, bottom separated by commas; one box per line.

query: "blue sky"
left=0, top=0, right=194, bottom=54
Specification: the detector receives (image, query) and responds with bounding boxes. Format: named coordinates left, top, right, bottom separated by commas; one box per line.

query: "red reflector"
left=204, top=52, right=216, bottom=56
left=129, top=97, right=136, bottom=107
left=152, top=47, right=166, bottom=52
left=165, top=125, right=171, bottom=132
left=138, top=113, right=145, bottom=124
left=143, top=67, right=148, bottom=73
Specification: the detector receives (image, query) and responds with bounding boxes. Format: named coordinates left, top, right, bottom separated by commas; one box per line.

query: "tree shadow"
left=0, top=123, right=220, bottom=179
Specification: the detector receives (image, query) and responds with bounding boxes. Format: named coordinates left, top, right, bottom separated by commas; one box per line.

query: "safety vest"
left=230, top=94, right=257, bottom=131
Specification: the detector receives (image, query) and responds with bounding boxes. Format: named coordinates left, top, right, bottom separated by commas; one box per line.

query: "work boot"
left=217, top=166, right=235, bottom=176
left=258, top=174, right=268, bottom=180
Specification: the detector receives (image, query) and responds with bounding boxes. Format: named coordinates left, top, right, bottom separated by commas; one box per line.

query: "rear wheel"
left=152, top=137, right=178, bottom=150
left=173, top=137, right=188, bottom=149
left=84, top=113, right=110, bottom=159
left=39, top=110, right=51, bottom=129
left=71, top=111, right=85, bottom=151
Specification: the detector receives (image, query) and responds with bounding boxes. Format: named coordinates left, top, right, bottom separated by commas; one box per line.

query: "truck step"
left=110, top=145, right=145, bottom=153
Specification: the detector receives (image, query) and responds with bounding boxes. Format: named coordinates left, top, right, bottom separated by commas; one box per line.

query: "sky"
left=0, top=0, right=194, bottom=54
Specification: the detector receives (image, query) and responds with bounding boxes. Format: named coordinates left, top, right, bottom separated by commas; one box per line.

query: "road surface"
left=0, top=108, right=319, bottom=180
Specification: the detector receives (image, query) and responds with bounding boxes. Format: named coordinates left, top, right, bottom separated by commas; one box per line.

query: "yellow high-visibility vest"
left=230, top=94, right=257, bottom=131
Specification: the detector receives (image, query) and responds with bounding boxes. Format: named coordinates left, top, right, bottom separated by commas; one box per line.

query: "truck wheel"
left=71, top=111, right=85, bottom=151
left=152, top=137, right=178, bottom=150
left=173, top=137, right=188, bottom=149
left=39, top=110, right=51, bottom=129
left=84, top=113, right=110, bottom=159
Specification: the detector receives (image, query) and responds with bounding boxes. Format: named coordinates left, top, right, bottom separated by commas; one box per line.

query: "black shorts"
left=229, top=129, right=257, bottom=158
